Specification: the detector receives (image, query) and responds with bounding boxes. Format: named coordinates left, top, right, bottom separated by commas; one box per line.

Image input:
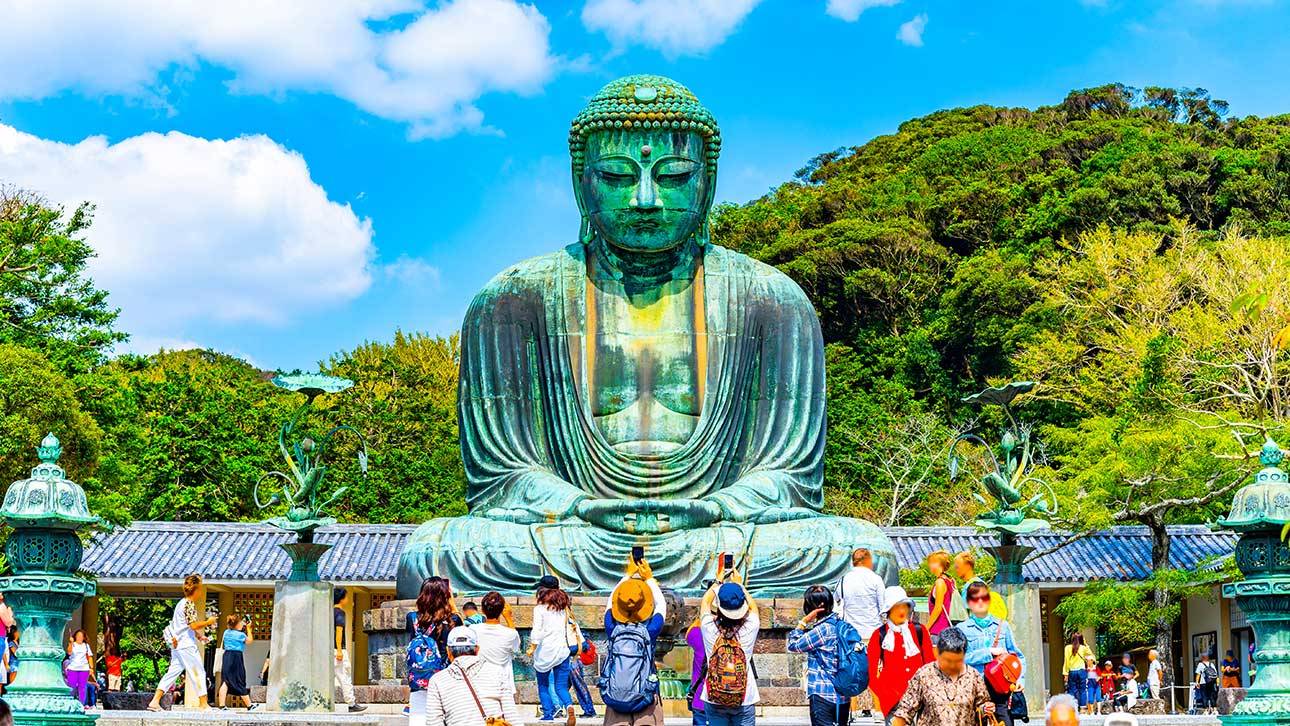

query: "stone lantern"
left=1215, top=437, right=1290, bottom=724
left=0, top=434, right=101, bottom=726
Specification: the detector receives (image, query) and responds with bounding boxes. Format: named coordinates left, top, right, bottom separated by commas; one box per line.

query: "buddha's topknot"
left=569, top=75, right=721, bottom=177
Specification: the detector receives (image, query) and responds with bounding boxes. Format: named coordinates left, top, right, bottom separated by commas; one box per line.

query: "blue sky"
left=1, top=0, right=1288, bottom=371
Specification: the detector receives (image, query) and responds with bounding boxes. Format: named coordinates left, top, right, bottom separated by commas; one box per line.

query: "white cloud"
left=0, top=0, right=556, bottom=138
left=897, top=13, right=928, bottom=46
left=826, top=0, right=903, bottom=22
left=0, top=123, right=375, bottom=343
left=382, top=255, right=442, bottom=288
left=582, top=0, right=763, bottom=55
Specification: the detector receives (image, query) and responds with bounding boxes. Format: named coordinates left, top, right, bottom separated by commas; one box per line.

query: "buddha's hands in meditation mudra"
left=575, top=497, right=722, bottom=533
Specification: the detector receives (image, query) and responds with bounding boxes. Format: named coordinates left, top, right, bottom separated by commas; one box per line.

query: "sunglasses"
left=968, top=595, right=991, bottom=603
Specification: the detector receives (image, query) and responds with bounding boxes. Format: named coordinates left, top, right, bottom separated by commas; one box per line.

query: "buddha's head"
left=569, top=75, right=720, bottom=254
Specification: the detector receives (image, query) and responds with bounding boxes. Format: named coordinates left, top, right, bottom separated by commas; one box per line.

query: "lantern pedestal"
left=1216, top=439, right=1290, bottom=725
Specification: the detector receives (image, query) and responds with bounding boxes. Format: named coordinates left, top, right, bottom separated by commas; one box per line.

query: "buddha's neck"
left=594, top=237, right=701, bottom=288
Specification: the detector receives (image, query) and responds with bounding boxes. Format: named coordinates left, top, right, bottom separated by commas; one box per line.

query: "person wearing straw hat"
left=867, top=586, right=934, bottom=726
left=600, top=556, right=668, bottom=726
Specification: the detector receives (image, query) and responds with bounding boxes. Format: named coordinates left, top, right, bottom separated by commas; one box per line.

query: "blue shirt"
left=787, top=614, right=844, bottom=704
left=954, top=616, right=1025, bottom=688
left=222, top=629, right=247, bottom=652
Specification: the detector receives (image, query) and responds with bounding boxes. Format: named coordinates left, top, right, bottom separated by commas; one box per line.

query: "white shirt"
left=470, top=622, right=522, bottom=694
left=167, top=598, right=199, bottom=651
left=699, top=607, right=761, bottom=706
left=1148, top=659, right=1163, bottom=685
left=530, top=604, right=571, bottom=673
left=835, top=565, right=885, bottom=639
left=67, top=642, right=92, bottom=671
left=424, top=656, right=522, bottom=726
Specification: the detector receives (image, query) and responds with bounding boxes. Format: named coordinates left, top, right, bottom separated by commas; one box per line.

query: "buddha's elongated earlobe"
left=694, top=213, right=710, bottom=248
left=580, top=215, right=595, bottom=245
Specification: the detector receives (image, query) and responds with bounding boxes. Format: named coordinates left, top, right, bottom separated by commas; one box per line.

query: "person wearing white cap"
left=424, top=626, right=522, bottom=726
left=867, top=586, right=934, bottom=725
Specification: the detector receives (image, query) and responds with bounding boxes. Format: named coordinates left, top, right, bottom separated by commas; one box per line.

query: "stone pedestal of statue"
left=987, top=542, right=1048, bottom=714
left=266, top=579, right=335, bottom=712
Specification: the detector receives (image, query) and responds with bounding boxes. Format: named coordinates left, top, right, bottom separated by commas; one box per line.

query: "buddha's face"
left=580, top=129, right=709, bottom=253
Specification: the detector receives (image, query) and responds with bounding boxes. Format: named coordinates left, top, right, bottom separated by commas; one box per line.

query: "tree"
left=0, top=343, right=101, bottom=487
left=77, top=349, right=294, bottom=522
left=1013, top=226, right=1290, bottom=690
left=321, top=331, right=466, bottom=523
left=0, top=186, right=125, bottom=374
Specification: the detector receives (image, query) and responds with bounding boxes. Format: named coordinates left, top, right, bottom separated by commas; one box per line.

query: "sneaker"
left=348, top=704, right=367, bottom=713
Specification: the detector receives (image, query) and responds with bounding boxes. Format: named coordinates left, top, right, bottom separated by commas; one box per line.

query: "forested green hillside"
left=1, top=84, right=1287, bottom=534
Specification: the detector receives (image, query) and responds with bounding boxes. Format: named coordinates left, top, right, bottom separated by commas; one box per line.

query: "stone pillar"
left=987, top=541, right=1047, bottom=714
left=266, top=580, right=335, bottom=712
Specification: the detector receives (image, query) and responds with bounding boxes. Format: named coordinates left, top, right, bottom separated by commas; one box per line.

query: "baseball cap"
left=447, top=626, right=477, bottom=649
left=717, top=582, right=749, bottom=619
left=537, top=575, right=560, bottom=591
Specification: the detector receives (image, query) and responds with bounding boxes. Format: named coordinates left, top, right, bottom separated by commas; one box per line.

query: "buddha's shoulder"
left=707, top=244, right=814, bottom=308
left=470, top=245, right=584, bottom=300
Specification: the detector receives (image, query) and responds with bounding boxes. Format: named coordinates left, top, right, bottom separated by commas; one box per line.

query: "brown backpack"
left=705, top=626, right=748, bottom=708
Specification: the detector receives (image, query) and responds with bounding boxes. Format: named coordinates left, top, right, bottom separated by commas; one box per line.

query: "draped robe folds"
left=396, top=242, right=896, bottom=597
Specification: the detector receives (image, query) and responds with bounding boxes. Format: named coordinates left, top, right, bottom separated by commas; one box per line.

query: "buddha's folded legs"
left=395, top=515, right=896, bottom=598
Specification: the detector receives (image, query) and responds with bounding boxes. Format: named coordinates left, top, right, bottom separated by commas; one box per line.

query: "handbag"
left=459, top=663, right=512, bottom=726
left=983, top=621, right=1023, bottom=694
left=1007, top=690, right=1030, bottom=724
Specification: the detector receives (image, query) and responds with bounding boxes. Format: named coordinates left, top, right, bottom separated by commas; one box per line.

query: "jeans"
left=692, top=705, right=708, bottom=726
left=705, top=704, right=756, bottom=726
left=1067, top=669, right=1088, bottom=707
left=536, top=659, right=573, bottom=718
left=809, top=695, right=850, bottom=726
left=987, top=683, right=1013, bottom=726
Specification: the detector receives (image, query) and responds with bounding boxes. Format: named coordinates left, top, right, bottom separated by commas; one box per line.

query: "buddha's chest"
left=583, top=279, right=703, bottom=452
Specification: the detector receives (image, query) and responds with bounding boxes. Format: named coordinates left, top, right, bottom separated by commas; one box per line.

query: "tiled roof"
left=885, top=525, right=1235, bottom=583
left=81, top=521, right=415, bottom=584
left=80, top=521, right=1236, bottom=586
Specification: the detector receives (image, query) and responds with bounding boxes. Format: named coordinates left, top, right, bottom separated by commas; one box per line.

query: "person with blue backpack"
left=788, top=585, right=869, bottom=726
left=599, top=554, right=667, bottom=726
left=407, top=577, right=462, bottom=726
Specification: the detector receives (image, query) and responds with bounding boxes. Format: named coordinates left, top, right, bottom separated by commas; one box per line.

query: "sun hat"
left=880, top=585, right=913, bottom=616
left=611, top=578, right=654, bottom=624
left=447, top=626, right=477, bottom=648
left=717, top=582, right=749, bottom=620
left=537, top=575, right=560, bottom=591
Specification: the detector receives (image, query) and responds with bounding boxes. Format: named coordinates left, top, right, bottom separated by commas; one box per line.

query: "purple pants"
left=67, top=669, right=90, bottom=704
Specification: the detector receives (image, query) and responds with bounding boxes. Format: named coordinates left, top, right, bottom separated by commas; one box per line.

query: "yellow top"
left=1063, top=644, right=1094, bottom=674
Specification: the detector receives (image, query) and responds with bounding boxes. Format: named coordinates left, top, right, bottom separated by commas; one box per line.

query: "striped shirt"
left=424, top=656, right=522, bottom=726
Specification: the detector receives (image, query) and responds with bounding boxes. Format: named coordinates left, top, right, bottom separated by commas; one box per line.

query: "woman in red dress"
left=867, top=585, right=936, bottom=723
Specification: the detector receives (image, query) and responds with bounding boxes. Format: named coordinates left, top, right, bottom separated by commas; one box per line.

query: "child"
left=461, top=602, right=485, bottom=626
left=218, top=615, right=254, bottom=709
left=1114, top=677, right=1139, bottom=713
left=1099, top=660, right=1117, bottom=704
left=566, top=618, right=597, bottom=718
left=1084, top=655, right=1101, bottom=714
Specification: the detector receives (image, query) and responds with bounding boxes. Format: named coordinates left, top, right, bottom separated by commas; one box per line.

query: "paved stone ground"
left=95, top=710, right=1222, bottom=726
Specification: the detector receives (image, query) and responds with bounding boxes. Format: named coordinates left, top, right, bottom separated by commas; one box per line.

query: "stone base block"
left=103, top=691, right=174, bottom=710
left=1219, top=687, right=1248, bottom=715
left=267, top=580, right=334, bottom=712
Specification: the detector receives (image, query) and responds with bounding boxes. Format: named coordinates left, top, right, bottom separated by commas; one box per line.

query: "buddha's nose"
left=629, top=169, right=664, bottom=209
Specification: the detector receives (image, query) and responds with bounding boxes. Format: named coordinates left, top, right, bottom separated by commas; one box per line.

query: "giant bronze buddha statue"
left=396, top=75, right=896, bottom=596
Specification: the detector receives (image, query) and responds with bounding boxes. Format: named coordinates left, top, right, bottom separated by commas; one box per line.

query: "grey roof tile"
left=79, top=522, right=1236, bottom=585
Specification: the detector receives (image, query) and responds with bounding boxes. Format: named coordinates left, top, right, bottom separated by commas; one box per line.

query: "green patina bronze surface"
left=254, top=373, right=367, bottom=546
left=397, top=75, right=895, bottom=597
left=1217, top=438, right=1290, bottom=724
left=950, top=381, right=1057, bottom=539
left=0, top=434, right=99, bottom=726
